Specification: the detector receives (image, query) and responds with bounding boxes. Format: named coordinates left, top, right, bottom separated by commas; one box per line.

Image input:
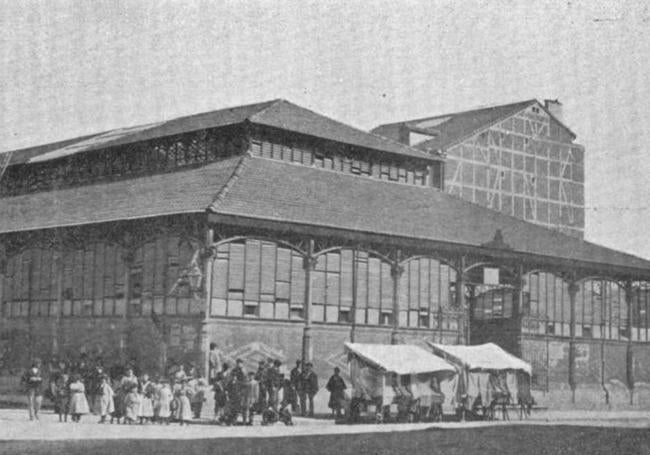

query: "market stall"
left=428, top=342, right=533, bottom=420
left=344, top=342, right=457, bottom=423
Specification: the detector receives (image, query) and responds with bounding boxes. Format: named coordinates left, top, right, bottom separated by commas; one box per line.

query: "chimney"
left=544, top=99, right=563, bottom=122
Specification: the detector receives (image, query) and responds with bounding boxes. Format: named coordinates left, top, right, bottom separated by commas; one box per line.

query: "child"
left=98, top=375, right=115, bottom=424
left=241, top=372, right=259, bottom=425
left=138, top=374, right=154, bottom=424
left=150, top=377, right=161, bottom=422
left=53, top=373, right=70, bottom=423
left=190, top=378, right=207, bottom=419
left=156, top=379, right=172, bottom=424
left=68, top=374, right=90, bottom=422
left=111, top=378, right=125, bottom=424
left=124, top=384, right=140, bottom=424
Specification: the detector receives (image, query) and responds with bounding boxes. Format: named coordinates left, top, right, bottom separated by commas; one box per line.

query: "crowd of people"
left=18, top=343, right=349, bottom=426
left=208, top=343, right=347, bottom=425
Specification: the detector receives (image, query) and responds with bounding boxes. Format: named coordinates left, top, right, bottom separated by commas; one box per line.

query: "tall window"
left=576, top=279, right=625, bottom=340
left=399, top=258, right=457, bottom=329
left=210, top=239, right=306, bottom=320
left=312, top=249, right=393, bottom=325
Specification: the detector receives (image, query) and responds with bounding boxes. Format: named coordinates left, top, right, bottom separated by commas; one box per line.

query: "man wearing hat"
left=267, top=359, right=283, bottom=411
left=299, top=362, right=319, bottom=417
left=254, top=360, right=268, bottom=410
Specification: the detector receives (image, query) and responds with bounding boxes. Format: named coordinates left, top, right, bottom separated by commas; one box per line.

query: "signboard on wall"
left=483, top=267, right=500, bottom=285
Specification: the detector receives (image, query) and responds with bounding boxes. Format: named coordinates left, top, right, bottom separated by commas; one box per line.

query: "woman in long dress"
left=124, top=384, right=140, bottom=424
left=98, top=375, right=115, bottom=423
left=68, top=375, right=90, bottom=422
left=138, top=374, right=154, bottom=424
left=156, top=380, right=172, bottom=424
left=326, top=367, right=347, bottom=418
left=177, top=381, right=193, bottom=425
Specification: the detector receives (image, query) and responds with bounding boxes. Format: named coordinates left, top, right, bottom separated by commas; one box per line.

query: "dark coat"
left=326, top=374, right=347, bottom=409
left=301, top=370, right=319, bottom=396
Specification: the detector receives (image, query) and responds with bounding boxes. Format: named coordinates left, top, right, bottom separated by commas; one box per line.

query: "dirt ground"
left=1, top=408, right=650, bottom=454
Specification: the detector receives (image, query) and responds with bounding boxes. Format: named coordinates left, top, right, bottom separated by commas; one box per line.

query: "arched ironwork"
left=210, top=235, right=307, bottom=258
left=313, top=245, right=392, bottom=264
left=399, top=254, right=460, bottom=274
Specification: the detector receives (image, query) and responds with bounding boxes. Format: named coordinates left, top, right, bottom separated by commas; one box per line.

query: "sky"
left=1, top=0, right=649, bottom=258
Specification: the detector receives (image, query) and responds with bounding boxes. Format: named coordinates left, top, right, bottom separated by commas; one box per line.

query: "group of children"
left=50, top=366, right=209, bottom=425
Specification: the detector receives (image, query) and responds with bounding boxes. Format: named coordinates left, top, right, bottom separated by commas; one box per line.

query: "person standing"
left=266, top=360, right=282, bottom=411
left=98, top=374, right=115, bottom=424
left=177, top=380, right=193, bottom=425
left=123, top=383, right=140, bottom=424
left=300, top=362, right=319, bottom=417
left=21, top=360, right=44, bottom=421
left=254, top=360, right=268, bottom=411
left=88, top=362, right=105, bottom=415
left=325, top=367, right=347, bottom=418
left=280, top=376, right=298, bottom=417
left=225, top=359, right=245, bottom=424
left=53, top=373, right=70, bottom=422
left=68, top=374, right=90, bottom=422
left=213, top=364, right=229, bottom=423
left=190, top=378, right=207, bottom=419
left=290, top=360, right=302, bottom=414
left=138, top=373, right=155, bottom=424
left=241, top=372, right=259, bottom=425
left=155, top=379, right=173, bottom=425
left=208, top=343, right=222, bottom=384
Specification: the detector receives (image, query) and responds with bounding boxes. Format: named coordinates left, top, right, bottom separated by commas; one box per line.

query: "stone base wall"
left=0, top=316, right=202, bottom=376
left=523, top=335, right=650, bottom=409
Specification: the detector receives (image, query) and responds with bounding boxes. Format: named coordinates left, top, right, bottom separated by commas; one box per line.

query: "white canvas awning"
left=428, top=342, right=532, bottom=375
left=344, top=342, right=457, bottom=376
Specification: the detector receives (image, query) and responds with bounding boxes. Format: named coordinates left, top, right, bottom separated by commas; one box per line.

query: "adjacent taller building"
left=372, top=99, right=585, bottom=238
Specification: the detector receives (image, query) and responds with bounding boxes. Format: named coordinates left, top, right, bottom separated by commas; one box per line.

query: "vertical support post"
left=302, top=239, right=315, bottom=365
left=567, top=279, right=579, bottom=404
left=390, top=250, right=404, bottom=345
left=201, top=228, right=215, bottom=378
left=457, top=256, right=467, bottom=344
left=600, top=339, right=609, bottom=405
left=350, top=248, right=357, bottom=343
left=120, top=235, right=134, bottom=360
left=624, top=280, right=634, bottom=405
left=514, top=263, right=525, bottom=357
left=0, top=242, right=6, bottom=338
left=27, top=256, right=34, bottom=361
left=53, top=250, right=63, bottom=356
left=467, top=285, right=476, bottom=345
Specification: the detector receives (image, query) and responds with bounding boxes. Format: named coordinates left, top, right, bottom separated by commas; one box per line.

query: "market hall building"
left=1, top=99, right=650, bottom=410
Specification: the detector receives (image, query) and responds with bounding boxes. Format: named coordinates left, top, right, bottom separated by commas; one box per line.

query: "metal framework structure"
left=443, top=104, right=584, bottom=238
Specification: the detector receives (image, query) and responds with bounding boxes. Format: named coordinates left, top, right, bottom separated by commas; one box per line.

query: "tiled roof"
left=6, top=100, right=277, bottom=165
left=0, top=156, right=241, bottom=233
left=210, top=156, right=650, bottom=274
left=5, top=99, right=437, bottom=165
left=1, top=154, right=648, bottom=275
left=372, top=99, right=577, bottom=150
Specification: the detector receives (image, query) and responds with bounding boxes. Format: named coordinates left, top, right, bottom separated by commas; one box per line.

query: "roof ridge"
left=5, top=99, right=281, bottom=159
left=375, top=99, right=537, bottom=129
left=209, top=153, right=250, bottom=211
left=436, top=102, right=537, bottom=150
left=247, top=98, right=285, bottom=121
left=252, top=99, right=438, bottom=161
